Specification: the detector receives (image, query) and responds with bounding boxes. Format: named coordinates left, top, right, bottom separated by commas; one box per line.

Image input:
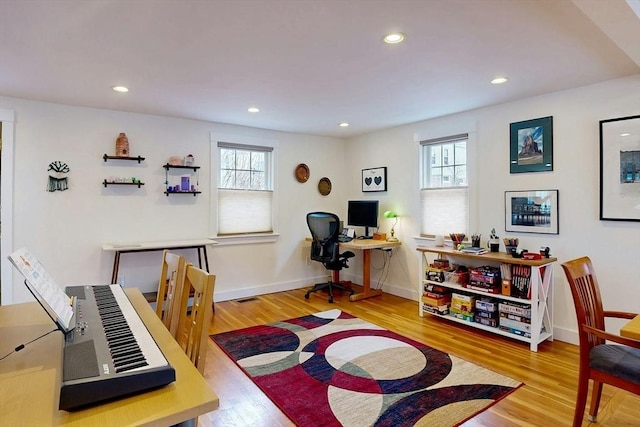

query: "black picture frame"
left=510, top=116, right=553, bottom=173
left=599, top=115, right=640, bottom=222
left=362, top=167, right=387, bottom=192
left=505, top=190, right=559, bottom=234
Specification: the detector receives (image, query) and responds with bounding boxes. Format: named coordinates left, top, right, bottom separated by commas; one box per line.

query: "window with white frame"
left=217, top=141, right=274, bottom=235
left=420, top=133, right=469, bottom=238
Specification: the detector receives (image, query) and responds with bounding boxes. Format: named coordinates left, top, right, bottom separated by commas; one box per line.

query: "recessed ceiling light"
left=339, top=122, right=350, bottom=127
left=112, top=86, right=129, bottom=93
left=383, top=32, right=405, bottom=44
left=491, top=77, right=508, bottom=85
left=248, top=107, right=260, bottom=113
left=620, top=133, right=631, bottom=137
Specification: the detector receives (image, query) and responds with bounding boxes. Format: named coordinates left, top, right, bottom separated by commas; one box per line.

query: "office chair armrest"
left=582, top=324, right=640, bottom=349
left=603, top=310, right=638, bottom=320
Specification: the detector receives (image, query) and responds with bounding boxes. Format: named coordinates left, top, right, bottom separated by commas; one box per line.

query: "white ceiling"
left=1, top=0, right=639, bottom=138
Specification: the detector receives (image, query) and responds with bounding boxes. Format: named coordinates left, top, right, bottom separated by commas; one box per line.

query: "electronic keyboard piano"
left=60, top=284, right=175, bottom=411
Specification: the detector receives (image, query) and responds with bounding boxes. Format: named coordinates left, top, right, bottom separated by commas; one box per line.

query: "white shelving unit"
left=417, top=246, right=556, bottom=352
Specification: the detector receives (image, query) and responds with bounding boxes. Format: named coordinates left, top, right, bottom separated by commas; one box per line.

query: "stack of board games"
left=499, top=301, right=532, bottom=337
left=422, top=282, right=451, bottom=315
left=475, top=297, right=499, bottom=327
left=465, top=265, right=501, bottom=294
left=451, top=292, right=475, bottom=321
left=425, top=258, right=451, bottom=283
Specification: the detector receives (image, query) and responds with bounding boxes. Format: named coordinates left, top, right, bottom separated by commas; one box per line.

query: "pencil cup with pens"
left=504, top=237, right=519, bottom=256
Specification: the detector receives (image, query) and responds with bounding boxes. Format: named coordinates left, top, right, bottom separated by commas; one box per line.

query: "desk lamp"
left=383, top=211, right=399, bottom=242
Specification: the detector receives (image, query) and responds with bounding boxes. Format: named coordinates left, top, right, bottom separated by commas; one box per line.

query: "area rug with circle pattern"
left=211, top=309, right=522, bottom=426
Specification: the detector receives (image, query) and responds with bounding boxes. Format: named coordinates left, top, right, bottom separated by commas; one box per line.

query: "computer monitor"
left=347, top=200, right=379, bottom=238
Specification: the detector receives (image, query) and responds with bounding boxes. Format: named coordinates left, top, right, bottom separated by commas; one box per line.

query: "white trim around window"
left=209, top=132, right=280, bottom=244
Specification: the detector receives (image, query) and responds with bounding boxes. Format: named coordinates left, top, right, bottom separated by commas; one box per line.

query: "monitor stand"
left=357, top=227, right=374, bottom=239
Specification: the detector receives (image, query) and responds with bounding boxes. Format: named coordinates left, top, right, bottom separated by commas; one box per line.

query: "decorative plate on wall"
left=318, top=177, right=332, bottom=196
left=295, top=163, right=310, bottom=183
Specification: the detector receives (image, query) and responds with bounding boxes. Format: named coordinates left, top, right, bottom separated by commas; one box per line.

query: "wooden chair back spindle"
left=175, top=264, right=215, bottom=374
left=155, top=250, right=187, bottom=338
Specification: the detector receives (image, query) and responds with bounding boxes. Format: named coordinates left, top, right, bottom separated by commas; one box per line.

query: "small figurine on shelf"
left=185, top=154, right=195, bottom=166
left=115, top=132, right=129, bottom=157
left=488, top=228, right=500, bottom=252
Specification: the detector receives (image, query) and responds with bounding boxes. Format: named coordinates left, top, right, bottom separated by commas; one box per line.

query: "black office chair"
left=305, top=212, right=355, bottom=303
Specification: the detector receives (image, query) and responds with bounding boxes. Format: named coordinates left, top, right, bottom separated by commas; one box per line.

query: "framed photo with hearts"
left=362, top=167, right=387, bottom=192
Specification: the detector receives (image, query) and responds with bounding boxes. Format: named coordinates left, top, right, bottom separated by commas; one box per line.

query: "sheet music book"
left=461, top=246, right=488, bottom=255
left=8, top=247, right=74, bottom=332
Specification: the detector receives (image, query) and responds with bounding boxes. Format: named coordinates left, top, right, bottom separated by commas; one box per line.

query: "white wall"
left=0, top=97, right=347, bottom=304
left=344, top=74, right=640, bottom=344
left=2, top=74, right=639, bottom=345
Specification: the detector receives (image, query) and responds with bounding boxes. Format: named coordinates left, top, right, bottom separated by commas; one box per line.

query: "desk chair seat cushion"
left=323, top=250, right=355, bottom=271
left=590, top=344, right=640, bottom=384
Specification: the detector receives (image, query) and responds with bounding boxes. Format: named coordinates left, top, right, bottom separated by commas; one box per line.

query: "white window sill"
left=210, top=233, right=280, bottom=246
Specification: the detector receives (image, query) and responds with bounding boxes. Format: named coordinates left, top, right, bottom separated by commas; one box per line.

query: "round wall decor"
left=295, top=163, right=310, bottom=183
left=318, top=177, right=332, bottom=196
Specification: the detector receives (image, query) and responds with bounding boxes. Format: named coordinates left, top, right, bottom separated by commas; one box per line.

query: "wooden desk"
left=621, top=314, right=640, bottom=340
left=0, top=288, right=219, bottom=426
left=340, top=239, right=401, bottom=301
left=103, top=239, right=217, bottom=283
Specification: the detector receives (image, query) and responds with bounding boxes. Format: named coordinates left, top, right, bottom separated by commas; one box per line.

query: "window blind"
left=419, top=133, right=469, bottom=146
left=420, top=187, right=469, bottom=237
left=218, top=189, right=273, bottom=235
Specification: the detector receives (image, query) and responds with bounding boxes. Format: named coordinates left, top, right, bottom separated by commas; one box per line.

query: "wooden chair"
left=561, top=256, right=640, bottom=426
left=174, top=264, right=215, bottom=374
left=155, top=250, right=187, bottom=338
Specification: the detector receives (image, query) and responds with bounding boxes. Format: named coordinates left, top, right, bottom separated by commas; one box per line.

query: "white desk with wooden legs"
left=0, top=288, right=219, bottom=426
left=305, top=238, right=401, bottom=301
left=340, top=239, right=401, bottom=300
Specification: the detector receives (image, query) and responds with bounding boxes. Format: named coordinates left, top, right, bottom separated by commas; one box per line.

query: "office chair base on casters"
left=305, top=281, right=354, bottom=303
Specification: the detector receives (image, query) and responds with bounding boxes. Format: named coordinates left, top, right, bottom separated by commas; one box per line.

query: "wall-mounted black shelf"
left=164, top=163, right=200, bottom=196
left=163, top=163, right=199, bottom=172
left=104, top=154, right=146, bottom=163
left=103, top=180, right=145, bottom=188
left=164, top=191, right=201, bottom=197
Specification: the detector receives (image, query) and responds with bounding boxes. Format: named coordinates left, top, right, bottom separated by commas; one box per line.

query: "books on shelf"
left=511, top=264, right=532, bottom=298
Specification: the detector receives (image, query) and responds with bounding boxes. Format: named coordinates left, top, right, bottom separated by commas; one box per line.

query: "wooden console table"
left=103, top=239, right=217, bottom=283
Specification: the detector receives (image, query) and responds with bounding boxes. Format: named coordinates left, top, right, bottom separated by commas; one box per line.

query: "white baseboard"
left=552, top=326, right=578, bottom=346
left=214, top=276, right=326, bottom=302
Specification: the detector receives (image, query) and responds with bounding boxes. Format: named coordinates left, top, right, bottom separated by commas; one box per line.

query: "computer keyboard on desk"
left=338, top=236, right=353, bottom=243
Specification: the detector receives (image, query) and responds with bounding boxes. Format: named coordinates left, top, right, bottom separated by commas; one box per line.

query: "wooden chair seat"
left=590, top=344, right=640, bottom=384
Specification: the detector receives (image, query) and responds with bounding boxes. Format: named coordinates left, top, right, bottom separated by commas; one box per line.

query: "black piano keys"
left=93, top=286, right=149, bottom=372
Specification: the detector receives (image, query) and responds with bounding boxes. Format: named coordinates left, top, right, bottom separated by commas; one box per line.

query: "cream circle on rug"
left=325, top=336, right=427, bottom=380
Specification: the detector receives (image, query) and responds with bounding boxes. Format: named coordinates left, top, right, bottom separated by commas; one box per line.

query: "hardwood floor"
left=200, top=288, right=639, bottom=426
